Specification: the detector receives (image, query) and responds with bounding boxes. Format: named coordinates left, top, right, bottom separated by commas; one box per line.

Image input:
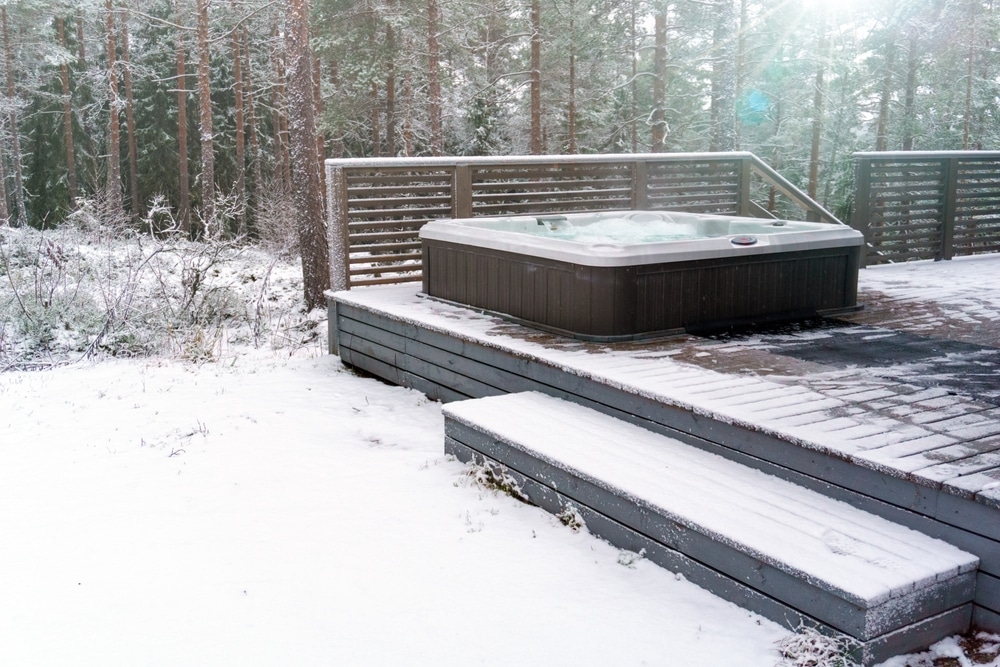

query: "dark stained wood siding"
left=424, top=239, right=860, bottom=339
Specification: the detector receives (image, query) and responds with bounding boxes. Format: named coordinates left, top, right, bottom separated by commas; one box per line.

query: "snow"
left=0, top=349, right=788, bottom=666
left=2, top=228, right=999, bottom=667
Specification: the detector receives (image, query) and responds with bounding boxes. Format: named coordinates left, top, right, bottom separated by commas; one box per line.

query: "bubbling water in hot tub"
left=525, top=211, right=804, bottom=245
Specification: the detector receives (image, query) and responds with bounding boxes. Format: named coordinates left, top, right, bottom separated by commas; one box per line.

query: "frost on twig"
left=775, top=625, right=860, bottom=667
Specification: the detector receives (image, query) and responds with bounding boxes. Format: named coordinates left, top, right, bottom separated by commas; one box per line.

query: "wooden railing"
left=326, top=152, right=842, bottom=290
left=852, top=151, right=1000, bottom=266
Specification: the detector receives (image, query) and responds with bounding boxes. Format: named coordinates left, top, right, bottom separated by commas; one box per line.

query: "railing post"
left=851, top=156, right=872, bottom=268
left=326, top=162, right=350, bottom=291
left=632, top=160, right=649, bottom=209
left=453, top=164, right=473, bottom=218
left=941, top=157, right=958, bottom=261
left=738, top=156, right=752, bottom=216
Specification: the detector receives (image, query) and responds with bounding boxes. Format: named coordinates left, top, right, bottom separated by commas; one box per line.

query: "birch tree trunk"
left=285, top=0, right=330, bottom=309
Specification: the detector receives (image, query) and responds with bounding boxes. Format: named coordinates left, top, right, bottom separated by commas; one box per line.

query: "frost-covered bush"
left=775, top=626, right=860, bottom=667
left=0, top=201, right=319, bottom=367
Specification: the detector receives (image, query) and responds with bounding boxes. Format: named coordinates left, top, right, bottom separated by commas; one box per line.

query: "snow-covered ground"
left=1, top=227, right=998, bottom=666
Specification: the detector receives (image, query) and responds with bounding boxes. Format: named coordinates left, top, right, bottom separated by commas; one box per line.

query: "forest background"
left=0, top=0, right=998, bottom=300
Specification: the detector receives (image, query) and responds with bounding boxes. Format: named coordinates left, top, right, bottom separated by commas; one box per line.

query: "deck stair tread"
left=444, top=392, right=978, bottom=610
left=443, top=393, right=981, bottom=663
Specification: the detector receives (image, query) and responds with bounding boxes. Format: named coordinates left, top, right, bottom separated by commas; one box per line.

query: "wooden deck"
left=327, top=258, right=1000, bottom=637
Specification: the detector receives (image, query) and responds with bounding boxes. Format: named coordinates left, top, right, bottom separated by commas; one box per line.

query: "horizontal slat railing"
left=326, top=153, right=843, bottom=290
left=852, top=151, right=1000, bottom=266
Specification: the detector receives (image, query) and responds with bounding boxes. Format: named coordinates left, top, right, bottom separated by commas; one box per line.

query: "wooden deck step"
left=443, top=392, right=980, bottom=666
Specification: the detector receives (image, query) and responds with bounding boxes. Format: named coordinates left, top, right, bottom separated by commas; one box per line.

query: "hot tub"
left=420, top=210, right=864, bottom=340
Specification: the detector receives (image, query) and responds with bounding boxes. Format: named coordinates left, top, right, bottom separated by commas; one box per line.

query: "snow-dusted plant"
left=466, top=460, right=531, bottom=503
left=557, top=505, right=586, bottom=532
left=0, top=196, right=318, bottom=366
left=775, top=626, right=860, bottom=667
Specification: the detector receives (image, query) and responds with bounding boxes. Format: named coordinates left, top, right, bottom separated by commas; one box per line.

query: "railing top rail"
left=748, top=154, right=843, bottom=226
left=854, top=150, right=1000, bottom=160
left=326, top=152, right=758, bottom=169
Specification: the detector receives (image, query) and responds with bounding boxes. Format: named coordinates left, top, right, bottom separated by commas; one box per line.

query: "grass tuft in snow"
left=464, top=460, right=531, bottom=503
left=775, top=626, right=860, bottom=667
left=557, top=504, right=586, bottom=532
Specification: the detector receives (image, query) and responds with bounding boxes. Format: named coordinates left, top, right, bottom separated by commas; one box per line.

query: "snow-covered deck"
left=327, top=254, right=1000, bottom=635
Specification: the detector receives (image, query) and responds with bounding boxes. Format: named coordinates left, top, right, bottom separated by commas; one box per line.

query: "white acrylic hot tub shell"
left=419, top=211, right=864, bottom=268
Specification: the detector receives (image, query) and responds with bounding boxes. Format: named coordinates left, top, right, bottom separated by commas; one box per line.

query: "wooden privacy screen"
left=326, top=152, right=841, bottom=290
left=853, top=151, right=1000, bottom=266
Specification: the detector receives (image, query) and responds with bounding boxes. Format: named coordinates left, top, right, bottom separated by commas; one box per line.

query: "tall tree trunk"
left=0, top=133, right=8, bottom=223
left=901, top=31, right=918, bottom=151
left=76, top=13, right=97, bottom=191
left=735, top=0, right=747, bottom=149
left=243, top=27, right=262, bottom=210
left=962, top=0, right=975, bottom=150
left=313, top=54, right=326, bottom=208
left=808, top=11, right=828, bottom=202
left=402, top=72, right=414, bottom=156
left=232, top=18, right=246, bottom=235
left=273, top=39, right=291, bottom=194
left=875, top=4, right=897, bottom=152
left=196, top=0, right=215, bottom=231
left=427, top=0, right=442, bottom=155
left=285, top=0, right=330, bottom=310
left=709, top=0, right=737, bottom=152
left=529, top=0, right=542, bottom=154
left=329, top=58, right=345, bottom=158
left=175, top=15, right=191, bottom=236
left=58, top=17, right=78, bottom=204
left=104, top=0, right=122, bottom=218
left=370, top=79, right=381, bottom=156
left=121, top=12, right=140, bottom=221
left=2, top=6, right=26, bottom=226
left=567, top=0, right=576, bottom=154
left=76, top=15, right=86, bottom=64
left=651, top=8, right=667, bottom=150
left=385, top=24, right=396, bottom=156
left=629, top=1, right=638, bottom=152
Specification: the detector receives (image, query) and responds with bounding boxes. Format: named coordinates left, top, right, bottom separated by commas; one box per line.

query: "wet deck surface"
left=559, top=263, right=1000, bottom=505
left=429, top=256, right=1000, bottom=506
